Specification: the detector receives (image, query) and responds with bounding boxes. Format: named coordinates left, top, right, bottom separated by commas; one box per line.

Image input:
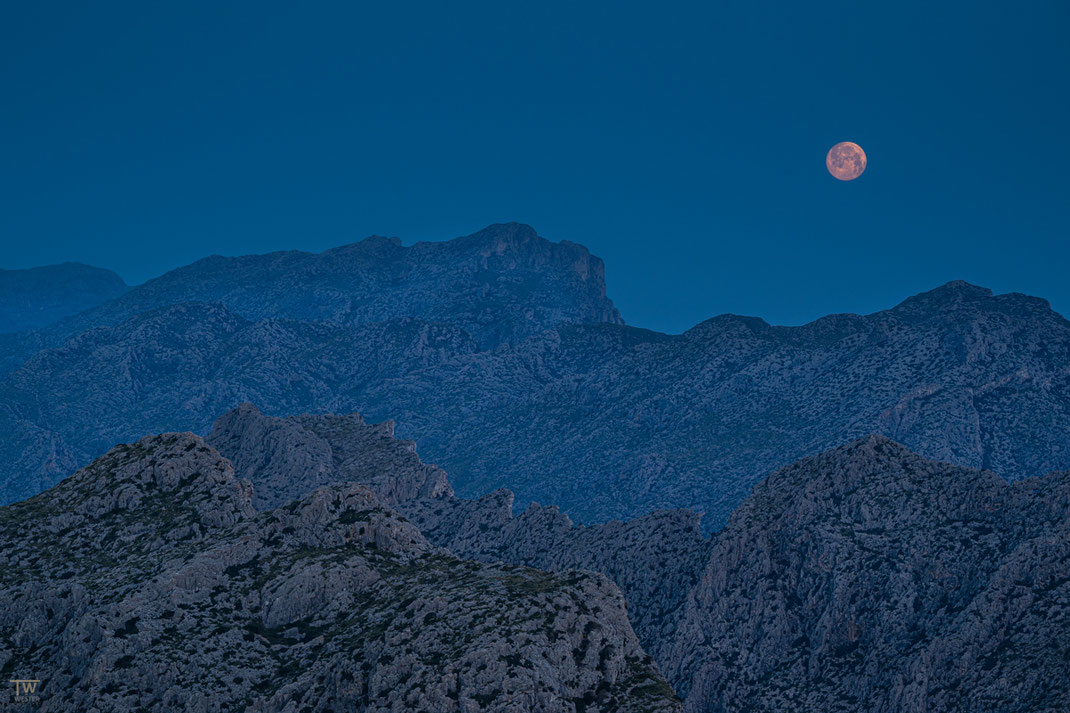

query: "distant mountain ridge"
left=16, top=222, right=621, bottom=356
left=1, top=254, right=1068, bottom=528
left=0, top=262, right=128, bottom=333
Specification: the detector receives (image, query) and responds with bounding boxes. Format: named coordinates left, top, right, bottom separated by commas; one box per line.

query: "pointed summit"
left=889, top=280, right=1057, bottom=320
left=20, top=222, right=621, bottom=357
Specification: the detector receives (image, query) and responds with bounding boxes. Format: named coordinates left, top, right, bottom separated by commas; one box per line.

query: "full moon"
left=826, top=141, right=867, bottom=181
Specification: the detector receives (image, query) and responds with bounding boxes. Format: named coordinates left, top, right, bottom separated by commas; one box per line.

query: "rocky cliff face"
left=668, top=435, right=1070, bottom=713
left=208, top=404, right=1070, bottom=713
left=0, top=432, right=680, bottom=713
left=207, top=403, right=453, bottom=509
left=2, top=235, right=1069, bottom=533
left=0, top=263, right=128, bottom=333
left=363, top=280, right=1070, bottom=527
left=22, top=223, right=621, bottom=356
left=206, top=405, right=710, bottom=672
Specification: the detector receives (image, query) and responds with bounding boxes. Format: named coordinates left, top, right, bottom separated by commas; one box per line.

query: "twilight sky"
left=2, top=1, right=1068, bottom=334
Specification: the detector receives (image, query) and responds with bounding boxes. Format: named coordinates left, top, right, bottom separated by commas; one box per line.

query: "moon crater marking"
left=826, top=141, right=866, bottom=181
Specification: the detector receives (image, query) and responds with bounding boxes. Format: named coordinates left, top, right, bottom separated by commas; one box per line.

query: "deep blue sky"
left=2, top=1, right=1068, bottom=333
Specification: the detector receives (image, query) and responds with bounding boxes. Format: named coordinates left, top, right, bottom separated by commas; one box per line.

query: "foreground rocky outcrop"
left=206, top=405, right=710, bottom=667
left=0, top=432, right=680, bottom=712
left=669, top=435, right=1070, bottom=713
left=209, top=405, right=1070, bottom=713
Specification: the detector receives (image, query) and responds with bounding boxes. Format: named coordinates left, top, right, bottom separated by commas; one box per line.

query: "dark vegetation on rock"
left=209, top=405, right=1070, bottom=713
left=0, top=431, right=680, bottom=713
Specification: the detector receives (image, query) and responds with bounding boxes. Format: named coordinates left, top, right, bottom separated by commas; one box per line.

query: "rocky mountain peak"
left=735, top=433, right=1008, bottom=533
left=462, top=221, right=541, bottom=248
left=890, top=280, right=1059, bottom=321
left=44, top=431, right=254, bottom=525
left=0, top=422, right=682, bottom=713
left=208, top=404, right=453, bottom=510
left=5, top=223, right=622, bottom=360
left=0, top=432, right=256, bottom=594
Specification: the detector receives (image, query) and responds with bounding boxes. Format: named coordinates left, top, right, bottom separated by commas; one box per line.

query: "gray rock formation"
left=668, top=435, right=1070, bottom=713
left=0, top=263, right=128, bottom=334
left=0, top=431, right=681, bottom=712
left=207, top=403, right=453, bottom=509
left=206, top=405, right=709, bottom=671
left=208, top=405, right=1070, bottom=713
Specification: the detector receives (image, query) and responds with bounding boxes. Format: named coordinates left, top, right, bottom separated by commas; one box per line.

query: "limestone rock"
left=0, top=431, right=680, bottom=713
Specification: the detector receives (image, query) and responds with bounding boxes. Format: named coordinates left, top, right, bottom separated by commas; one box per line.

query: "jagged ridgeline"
left=206, top=406, right=1070, bottom=713
left=0, top=432, right=680, bottom=712
left=3, top=224, right=1070, bottom=712
left=1, top=224, right=1069, bottom=532
left=7, top=405, right=1067, bottom=712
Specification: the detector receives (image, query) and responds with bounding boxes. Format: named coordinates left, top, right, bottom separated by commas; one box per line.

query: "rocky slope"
left=3, top=278, right=1068, bottom=532
left=205, top=405, right=710, bottom=670
left=0, top=263, right=128, bottom=333
left=0, top=431, right=681, bottom=712
left=0, top=302, right=478, bottom=503
left=668, top=435, right=1070, bottom=713
left=207, top=403, right=453, bottom=509
left=362, top=280, right=1070, bottom=527
left=206, top=404, right=1070, bottom=712
left=20, top=222, right=621, bottom=357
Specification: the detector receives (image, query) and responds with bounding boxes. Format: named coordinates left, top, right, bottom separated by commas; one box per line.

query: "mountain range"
left=3, top=222, right=1070, bottom=711
left=206, top=404, right=1070, bottom=713
left=0, top=428, right=679, bottom=712
left=7, top=400, right=1065, bottom=711
left=1, top=224, right=1068, bottom=531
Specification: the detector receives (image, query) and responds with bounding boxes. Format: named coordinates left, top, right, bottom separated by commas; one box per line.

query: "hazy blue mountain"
left=0, top=302, right=478, bottom=503
left=0, top=262, right=128, bottom=333
left=19, top=223, right=621, bottom=357
left=2, top=279, right=1069, bottom=532
left=359, top=280, right=1070, bottom=527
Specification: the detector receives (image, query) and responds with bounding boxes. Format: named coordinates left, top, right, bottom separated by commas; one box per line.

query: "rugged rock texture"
left=23, top=223, right=621, bottom=356
left=3, top=240, right=1070, bottom=533
left=206, top=405, right=1070, bottom=712
left=208, top=403, right=453, bottom=509
left=0, top=432, right=681, bottom=712
left=668, top=435, right=1070, bottom=713
left=207, top=406, right=709, bottom=673
left=398, top=493, right=710, bottom=673
left=365, top=280, right=1070, bottom=527
left=0, top=303, right=477, bottom=503
left=0, top=263, right=128, bottom=334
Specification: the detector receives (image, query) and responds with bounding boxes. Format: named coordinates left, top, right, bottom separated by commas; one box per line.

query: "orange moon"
left=826, top=141, right=866, bottom=181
